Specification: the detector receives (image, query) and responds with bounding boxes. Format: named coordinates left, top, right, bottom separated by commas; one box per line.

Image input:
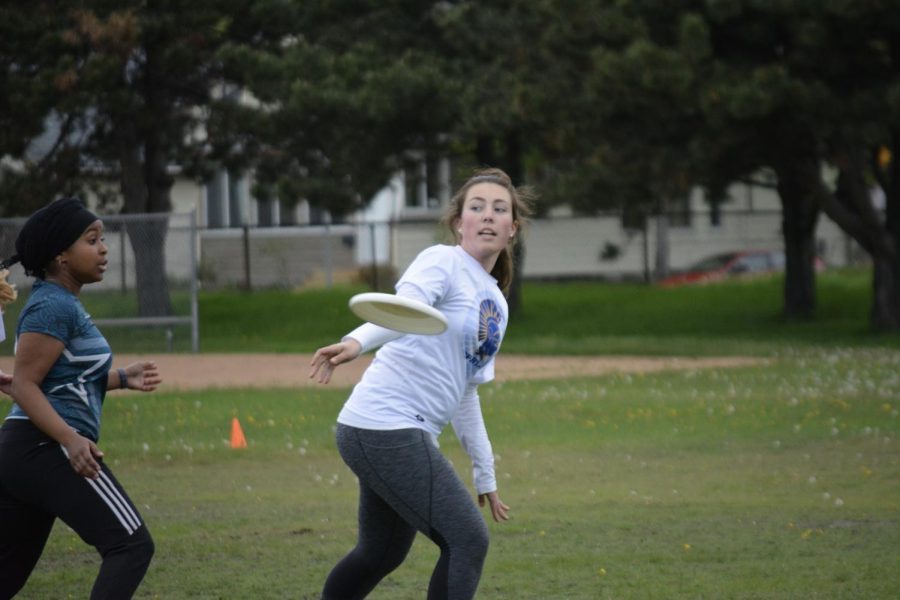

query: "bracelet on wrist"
left=117, top=368, right=129, bottom=390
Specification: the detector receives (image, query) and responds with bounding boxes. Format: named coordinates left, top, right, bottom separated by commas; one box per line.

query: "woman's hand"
left=122, top=361, right=162, bottom=391
left=0, top=369, right=12, bottom=396
left=309, top=339, right=362, bottom=384
left=61, top=430, right=104, bottom=480
left=479, top=491, right=510, bottom=522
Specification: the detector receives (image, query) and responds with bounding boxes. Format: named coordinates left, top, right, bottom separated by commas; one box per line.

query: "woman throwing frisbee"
left=0, top=198, right=160, bottom=599
left=310, top=168, right=532, bottom=600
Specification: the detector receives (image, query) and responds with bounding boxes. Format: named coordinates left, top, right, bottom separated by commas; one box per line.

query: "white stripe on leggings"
left=97, top=471, right=142, bottom=530
left=86, top=473, right=141, bottom=535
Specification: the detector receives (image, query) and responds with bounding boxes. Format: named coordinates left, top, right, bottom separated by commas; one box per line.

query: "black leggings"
left=322, top=424, right=489, bottom=600
left=0, top=420, right=154, bottom=600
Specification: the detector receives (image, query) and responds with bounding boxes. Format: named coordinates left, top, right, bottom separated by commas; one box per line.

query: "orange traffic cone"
left=230, top=417, right=247, bottom=449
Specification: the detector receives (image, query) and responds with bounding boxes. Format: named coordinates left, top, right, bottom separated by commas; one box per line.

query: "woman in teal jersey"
left=0, top=198, right=161, bottom=600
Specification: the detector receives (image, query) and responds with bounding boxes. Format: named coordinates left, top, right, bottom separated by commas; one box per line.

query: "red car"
left=658, top=250, right=790, bottom=287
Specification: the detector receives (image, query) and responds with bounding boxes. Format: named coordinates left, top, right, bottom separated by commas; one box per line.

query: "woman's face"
left=58, top=220, right=108, bottom=284
left=457, top=182, right=517, bottom=270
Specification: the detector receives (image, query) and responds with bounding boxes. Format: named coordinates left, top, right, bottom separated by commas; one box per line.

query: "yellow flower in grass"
left=683, top=543, right=691, bottom=552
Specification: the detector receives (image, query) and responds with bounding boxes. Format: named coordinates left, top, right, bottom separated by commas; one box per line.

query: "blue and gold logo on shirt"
left=477, top=299, right=502, bottom=362
left=465, top=298, right=503, bottom=372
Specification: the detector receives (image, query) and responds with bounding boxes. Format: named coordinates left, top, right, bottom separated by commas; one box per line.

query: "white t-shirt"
left=338, top=244, right=507, bottom=493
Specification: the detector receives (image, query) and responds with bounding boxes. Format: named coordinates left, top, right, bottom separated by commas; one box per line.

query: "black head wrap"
left=1, top=197, right=99, bottom=278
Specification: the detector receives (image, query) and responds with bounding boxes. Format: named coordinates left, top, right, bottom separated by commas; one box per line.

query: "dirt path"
left=0, top=354, right=764, bottom=391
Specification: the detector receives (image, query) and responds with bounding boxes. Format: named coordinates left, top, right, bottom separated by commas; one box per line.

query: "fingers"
left=67, top=441, right=103, bottom=480
left=310, top=358, right=335, bottom=384
left=309, top=344, right=347, bottom=384
left=491, top=500, right=510, bottom=522
left=481, top=492, right=510, bottom=522
left=139, top=362, right=162, bottom=391
left=123, top=361, right=162, bottom=392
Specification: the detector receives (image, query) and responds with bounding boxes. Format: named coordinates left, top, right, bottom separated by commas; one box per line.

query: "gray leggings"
left=321, top=424, right=489, bottom=600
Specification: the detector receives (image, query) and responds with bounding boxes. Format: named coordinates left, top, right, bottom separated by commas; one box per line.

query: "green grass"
left=192, top=268, right=897, bottom=355
left=2, top=268, right=895, bottom=356
left=10, top=348, right=899, bottom=599
left=196, top=268, right=898, bottom=355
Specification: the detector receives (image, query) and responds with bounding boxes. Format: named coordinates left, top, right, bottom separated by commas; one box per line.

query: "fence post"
left=120, top=222, right=127, bottom=294
left=369, top=222, right=379, bottom=290
left=242, top=224, right=251, bottom=291
left=190, top=212, right=200, bottom=353
left=642, top=216, right=651, bottom=283
left=323, top=213, right=333, bottom=287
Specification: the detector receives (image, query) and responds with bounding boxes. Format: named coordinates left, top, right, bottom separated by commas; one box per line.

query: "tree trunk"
left=774, top=158, right=820, bottom=319
left=871, top=255, right=900, bottom=329
left=816, top=141, right=900, bottom=331
left=117, top=120, right=173, bottom=317
left=871, top=135, right=900, bottom=329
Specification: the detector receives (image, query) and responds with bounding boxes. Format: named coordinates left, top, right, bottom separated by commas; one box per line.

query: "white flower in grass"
left=834, top=498, right=844, bottom=507
left=286, top=442, right=294, bottom=450
left=808, top=475, right=816, bottom=484
left=314, top=474, right=322, bottom=482
left=142, top=443, right=150, bottom=453
left=822, top=492, right=831, bottom=500
left=299, top=447, right=307, bottom=456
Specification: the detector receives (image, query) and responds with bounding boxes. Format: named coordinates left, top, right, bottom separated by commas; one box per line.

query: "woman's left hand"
left=479, top=491, right=510, bottom=522
left=123, top=361, right=162, bottom=392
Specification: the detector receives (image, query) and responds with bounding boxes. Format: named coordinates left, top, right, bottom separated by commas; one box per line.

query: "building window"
left=257, top=198, right=277, bottom=227
left=205, top=170, right=228, bottom=228
left=205, top=169, right=248, bottom=228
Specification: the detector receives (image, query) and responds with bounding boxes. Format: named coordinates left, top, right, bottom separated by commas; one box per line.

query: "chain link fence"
left=197, top=208, right=868, bottom=291
left=0, top=212, right=199, bottom=354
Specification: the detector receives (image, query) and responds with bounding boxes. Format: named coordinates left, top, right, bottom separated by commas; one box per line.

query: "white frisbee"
left=348, top=292, right=448, bottom=335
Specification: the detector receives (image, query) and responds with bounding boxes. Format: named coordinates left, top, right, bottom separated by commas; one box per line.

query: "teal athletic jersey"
left=6, top=280, right=112, bottom=441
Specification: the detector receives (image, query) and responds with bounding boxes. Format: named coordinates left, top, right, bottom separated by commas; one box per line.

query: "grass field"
left=3, top=271, right=899, bottom=598
left=9, top=347, right=899, bottom=599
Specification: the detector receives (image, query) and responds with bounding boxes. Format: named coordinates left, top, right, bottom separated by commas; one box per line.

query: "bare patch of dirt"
left=0, top=353, right=764, bottom=391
